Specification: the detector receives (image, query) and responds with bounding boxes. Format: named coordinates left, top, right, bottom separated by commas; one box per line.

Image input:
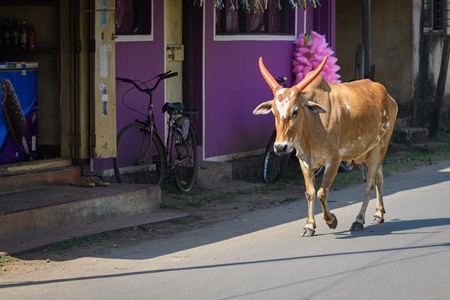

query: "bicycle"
left=113, top=71, right=198, bottom=193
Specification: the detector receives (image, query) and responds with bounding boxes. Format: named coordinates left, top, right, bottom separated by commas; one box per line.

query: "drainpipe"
left=361, top=0, right=372, bottom=79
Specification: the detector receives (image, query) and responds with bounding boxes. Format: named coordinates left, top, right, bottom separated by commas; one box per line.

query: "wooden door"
left=165, top=0, right=184, bottom=106
left=67, top=0, right=116, bottom=159
left=89, top=0, right=116, bottom=158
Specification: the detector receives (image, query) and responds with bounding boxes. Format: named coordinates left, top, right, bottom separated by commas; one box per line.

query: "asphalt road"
left=2, top=160, right=450, bottom=300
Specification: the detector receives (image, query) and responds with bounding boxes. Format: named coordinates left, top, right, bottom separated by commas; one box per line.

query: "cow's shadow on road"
left=333, top=217, right=450, bottom=239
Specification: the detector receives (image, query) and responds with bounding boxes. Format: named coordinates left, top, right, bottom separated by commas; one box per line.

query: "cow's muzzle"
left=274, top=143, right=293, bottom=154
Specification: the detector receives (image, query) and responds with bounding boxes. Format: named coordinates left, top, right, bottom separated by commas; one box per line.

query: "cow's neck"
left=293, top=107, right=318, bottom=158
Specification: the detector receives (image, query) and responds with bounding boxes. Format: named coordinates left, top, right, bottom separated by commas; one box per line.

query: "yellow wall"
left=335, top=0, right=413, bottom=106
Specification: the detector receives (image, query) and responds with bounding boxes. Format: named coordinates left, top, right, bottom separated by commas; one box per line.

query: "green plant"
left=202, top=191, right=236, bottom=202
left=161, top=198, right=203, bottom=210
left=44, top=232, right=115, bottom=251
left=283, top=197, right=299, bottom=202
left=171, top=218, right=187, bottom=225
left=0, top=255, right=18, bottom=266
left=236, top=188, right=254, bottom=195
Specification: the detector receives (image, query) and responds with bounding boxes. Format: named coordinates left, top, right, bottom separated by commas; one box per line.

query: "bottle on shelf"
left=20, top=20, right=27, bottom=50
left=0, top=19, right=3, bottom=49
left=2, top=19, right=10, bottom=50
left=27, top=24, right=36, bottom=50
left=11, top=19, right=20, bottom=50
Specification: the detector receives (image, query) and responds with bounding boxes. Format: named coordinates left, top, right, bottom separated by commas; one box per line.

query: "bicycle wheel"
left=113, top=122, right=166, bottom=186
left=262, top=129, right=290, bottom=183
left=171, top=116, right=198, bottom=193
left=314, top=166, right=325, bottom=177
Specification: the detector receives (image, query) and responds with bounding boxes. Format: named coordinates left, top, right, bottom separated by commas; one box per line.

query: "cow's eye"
left=292, top=108, right=298, bottom=116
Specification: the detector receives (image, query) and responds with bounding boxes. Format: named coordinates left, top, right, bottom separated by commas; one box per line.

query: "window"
left=215, top=0, right=295, bottom=36
left=115, top=0, right=153, bottom=42
left=423, top=0, right=449, bottom=35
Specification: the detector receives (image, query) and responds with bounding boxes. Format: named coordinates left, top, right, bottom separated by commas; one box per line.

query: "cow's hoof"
left=328, top=214, right=338, bottom=229
left=302, top=227, right=315, bottom=237
left=371, top=215, right=384, bottom=224
left=350, top=222, right=364, bottom=231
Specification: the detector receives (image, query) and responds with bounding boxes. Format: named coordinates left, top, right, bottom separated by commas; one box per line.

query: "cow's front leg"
left=317, top=187, right=338, bottom=229
left=303, top=187, right=316, bottom=237
left=300, top=160, right=317, bottom=237
left=318, top=162, right=339, bottom=230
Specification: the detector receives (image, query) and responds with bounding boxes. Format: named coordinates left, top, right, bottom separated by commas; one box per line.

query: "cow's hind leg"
left=372, top=165, right=386, bottom=224
left=350, top=156, right=381, bottom=231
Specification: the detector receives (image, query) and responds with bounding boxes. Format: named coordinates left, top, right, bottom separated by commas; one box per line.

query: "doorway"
left=165, top=0, right=203, bottom=146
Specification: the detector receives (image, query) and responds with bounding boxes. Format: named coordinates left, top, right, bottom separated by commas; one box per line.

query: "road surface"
left=2, top=160, right=450, bottom=299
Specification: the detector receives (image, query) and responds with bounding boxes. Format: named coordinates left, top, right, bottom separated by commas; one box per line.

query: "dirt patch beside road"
left=1, top=180, right=306, bottom=278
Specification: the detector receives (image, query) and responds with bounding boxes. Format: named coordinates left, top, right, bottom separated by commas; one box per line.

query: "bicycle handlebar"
left=116, top=70, right=178, bottom=93
left=160, top=71, right=178, bottom=79
left=276, top=76, right=287, bottom=87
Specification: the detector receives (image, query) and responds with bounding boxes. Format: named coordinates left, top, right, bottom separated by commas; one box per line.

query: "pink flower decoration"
left=293, top=31, right=341, bottom=84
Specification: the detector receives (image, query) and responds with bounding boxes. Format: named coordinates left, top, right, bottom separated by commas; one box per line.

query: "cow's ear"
left=305, top=101, right=327, bottom=113
left=253, top=100, right=273, bottom=115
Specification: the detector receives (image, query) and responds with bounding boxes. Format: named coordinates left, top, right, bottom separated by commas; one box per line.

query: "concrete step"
left=395, top=117, right=412, bottom=129
left=0, top=205, right=186, bottom=256
left=0, top=159, right=175, bottom=255
left=0, top=159, right=238, bottom=255
left=0, top=183, right=170, bottom=254
left=396, top=126, right=429, bottom=145
left=0, top=158, right=81, bottom=195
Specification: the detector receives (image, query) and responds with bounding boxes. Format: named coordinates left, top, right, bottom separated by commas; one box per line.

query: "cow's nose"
left=274, top=143, right=288, bottom=153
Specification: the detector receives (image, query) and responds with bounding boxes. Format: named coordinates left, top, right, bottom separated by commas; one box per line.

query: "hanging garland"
left=193, top=0, right=320, bottom=12
left=292, top=31, right=341, bottom=84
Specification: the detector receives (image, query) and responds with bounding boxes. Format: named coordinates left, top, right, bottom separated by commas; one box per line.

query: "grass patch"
left=171, top=218, right=187, bottom=225
left=161, top=198, right=203, bottom=210
left=44, top=232, right=116, bottom=251
left=283, top=197, right=299, bottom=202
left=0, top=255, right=19, bottom=266
left=236, top=188, right=254, bottom=195
left=257, top=180, right=289, bottom=193
left=161, top=190, right=239, bottom=211
left=202, top=191, right=236, bottom=202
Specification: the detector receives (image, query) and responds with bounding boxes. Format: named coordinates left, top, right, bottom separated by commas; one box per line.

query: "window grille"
left=423, top=0, right=450, bottom=35
left=215, top=0, right=294, bottom=35
left=115, top=0, right=152, bottom=35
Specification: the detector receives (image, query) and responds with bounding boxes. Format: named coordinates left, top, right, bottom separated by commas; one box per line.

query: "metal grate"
left=115, top=0, right=152, bottom=35
left=423, top=0, right=450, bottom=35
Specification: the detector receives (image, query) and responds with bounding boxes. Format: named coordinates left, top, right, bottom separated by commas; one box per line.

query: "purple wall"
left=202, top=2, right=313, bottom=159
left=94, top=3, right=165, bottom=172
left=94, top=1, right=335, bottom=172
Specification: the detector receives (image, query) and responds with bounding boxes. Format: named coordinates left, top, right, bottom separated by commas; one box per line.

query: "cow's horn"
left=296, top=56, right=328, bottom=92
left=259, top=57, right=280, bottom=91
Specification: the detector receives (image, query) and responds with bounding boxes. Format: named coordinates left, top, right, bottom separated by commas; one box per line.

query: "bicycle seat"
left=162, top=102, right=184, bottom=113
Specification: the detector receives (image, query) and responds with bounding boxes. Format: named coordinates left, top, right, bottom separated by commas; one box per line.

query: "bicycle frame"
left=165, top=110, right=195, bottom=168
left=166, top=111, right=177, bottom=166
left=115, top=71, right=198, bottom=192
left=129, top=88, right=194, bottom=170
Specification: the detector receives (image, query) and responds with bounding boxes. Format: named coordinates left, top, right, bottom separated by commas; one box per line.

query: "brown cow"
left=253, top=56, right=398, bottom=236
